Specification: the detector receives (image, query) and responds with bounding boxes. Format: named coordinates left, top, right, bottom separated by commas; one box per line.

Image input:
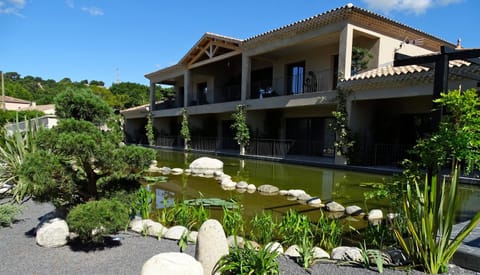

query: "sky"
left=1, top=0, right=479, bottom=87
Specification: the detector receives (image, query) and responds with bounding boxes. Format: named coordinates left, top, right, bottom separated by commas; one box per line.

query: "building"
left=123, top=4, right=480, bottom=166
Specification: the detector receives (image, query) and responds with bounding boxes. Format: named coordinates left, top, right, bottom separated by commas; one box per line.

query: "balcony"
left=250, top=69, right=332, bottom=100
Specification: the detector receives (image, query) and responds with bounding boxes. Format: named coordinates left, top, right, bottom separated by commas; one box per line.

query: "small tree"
left=351, top=47, right=373, bottom=75
left=55, top=88, right=112, bottom=125
left=231, top=104, right=250, bottom=155
left=18, top=88, right=156, bottom=210
left=180, top=108, right=191, bottom=150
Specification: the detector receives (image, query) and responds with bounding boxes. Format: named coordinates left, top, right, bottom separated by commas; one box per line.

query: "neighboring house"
left=2, top=96, right=58, bottom=133
left=124, top=4, right=480, bottom=166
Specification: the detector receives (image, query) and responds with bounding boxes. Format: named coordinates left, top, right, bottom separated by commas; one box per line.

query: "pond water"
left=149, top=149, right=480, bottom=228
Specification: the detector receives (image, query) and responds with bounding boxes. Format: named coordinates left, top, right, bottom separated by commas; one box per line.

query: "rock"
left=213, top=170, right=224, bottom=177
left=247, top=184, right=256, bottom=191
left=0, top=187, right=11, bottom=194
left=325, top=201, right=345, bottom=212
left=159, top=166, right=171, bottom=175
left=236, top=181, right=248, bottom=189
left=313, top=247, right=330, bottom=259
left=130, top=219, right=167, bottom=237
left=184, top=169, right=192, bottom=174
left=287, top=189, right=307, bottom=197
left=367, top=249, right=392, bottom=266
left=221, top=180, right=236, bottom=189
left=279, top=190, right=288, bottom=196
left=265, top=242, right=283, bottom=254
left=217, top=174, right=231, bottom=183
left=257, top=184, right=279, bottom=194
left=195, top=219, right=229, bottom=275
left=226, top=235, right=245, bottom=248
left=331, top=246, right=363, bottom=262
left=386, top=213, right=399, bottom=220
left=385, top=248, right=409, bottom=266
left=189, top=157, right=223, bottom=175
left=246, top=240, right=261, bottom=250
left=141, top=252, right=203, bottom=275
left=297, top=194, right=313, bottom=203
left=236, top=188, right=247, bottom=193
left=163, top=225, right=188, bottom=240
left=284, top=245, right=301, bottom=257
left=345, top=205, right=364, bottom=216
left=171, top=168, right=183, bottom=175
left=368, top=209, right=383, bottom=225
left=36, top=218, right=69, bottom=248
left=307, top=197, right=322, bottom=207
left=188, top=231, right=198, bottom=243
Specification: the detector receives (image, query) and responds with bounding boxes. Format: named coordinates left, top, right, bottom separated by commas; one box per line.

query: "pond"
left=149, top=149, right=480, bottom=228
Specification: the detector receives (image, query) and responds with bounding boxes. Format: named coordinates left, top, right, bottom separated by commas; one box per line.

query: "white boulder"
left=331, top=246, right=363, bottom=262
left=36, top=218, right=69, bottom=248
left=195, top=219, right=229, bottom=275
left=189, top=157, right=223, bottom=175
left=163, top=225, right=188, bottom=240
left=141, top=252, right=203, bottom=275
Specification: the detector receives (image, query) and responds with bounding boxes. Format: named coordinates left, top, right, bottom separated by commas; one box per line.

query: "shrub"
left=0, top=204, right=22, bottom=227
left=215, top=242, right=279, bottom=275
left=66, top=199, right=130, bottom=243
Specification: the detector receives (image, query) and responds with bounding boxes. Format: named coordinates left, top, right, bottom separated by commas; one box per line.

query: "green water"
left=149, top=149, right=480, bottom=225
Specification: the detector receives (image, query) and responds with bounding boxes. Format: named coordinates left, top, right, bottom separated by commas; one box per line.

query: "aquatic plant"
left=249, top=211, right=278, bottom=244
left=215, top=242, right=279, bottom=275
left=279, top=209, right=312, bottom=247
left=313, top=213, right=342, bottom=252
left=222, top=205, right=244, bottom=236
left=131, top=186, right=155, bottom=219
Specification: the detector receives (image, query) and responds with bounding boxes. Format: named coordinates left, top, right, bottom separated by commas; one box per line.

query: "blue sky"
left=1, top=0, right=479, bottom=86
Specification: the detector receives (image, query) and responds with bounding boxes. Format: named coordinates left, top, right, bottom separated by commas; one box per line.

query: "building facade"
left=123, top=4, right=479, bottom=166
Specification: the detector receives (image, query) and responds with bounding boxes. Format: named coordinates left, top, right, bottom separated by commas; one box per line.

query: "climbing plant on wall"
left=330, top=88, right=355, bottom=163
left=145, top=111, right=155, bottom=146
left=231, top=104, right=250, bottom=155
left=181, top=108, right=191, bottom=150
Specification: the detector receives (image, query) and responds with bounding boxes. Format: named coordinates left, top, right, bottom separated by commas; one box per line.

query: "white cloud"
left=81, top=6, right=103, bottom=16
left=0, top=0, right=26, bottom=16
left=362, top=0, right=462, bottom=15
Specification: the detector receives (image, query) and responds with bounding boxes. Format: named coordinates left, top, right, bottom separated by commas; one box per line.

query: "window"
left=287, top=61, right=305, bottom=95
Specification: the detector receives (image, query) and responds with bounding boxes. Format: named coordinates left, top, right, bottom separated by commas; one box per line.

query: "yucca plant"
left=393, top=88, right=480, bottom=273
left=0, top=118, right=38, bottom=201
left=394, top=167, right=480, bottom=274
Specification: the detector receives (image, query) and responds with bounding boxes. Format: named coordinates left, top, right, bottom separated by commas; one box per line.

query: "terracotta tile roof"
left=243, top=3, right=452, bottom=49
left=339, top=59, right=479, bottom=90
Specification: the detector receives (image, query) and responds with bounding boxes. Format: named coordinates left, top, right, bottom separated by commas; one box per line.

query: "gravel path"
left=0, top=199, right=478, bottom=275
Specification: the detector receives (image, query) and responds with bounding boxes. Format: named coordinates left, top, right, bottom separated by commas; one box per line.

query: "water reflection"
left=151, top=149, right=480, bottom=222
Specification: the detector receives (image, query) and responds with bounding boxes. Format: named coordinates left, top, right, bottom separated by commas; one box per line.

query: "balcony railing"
left=154, top=135, right=334, bottom=158
left=250, top=69, right=332, bottom=99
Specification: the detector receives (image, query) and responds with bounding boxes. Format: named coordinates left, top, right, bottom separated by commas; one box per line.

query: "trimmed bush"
left=66, top=199, right=129, bottom=243
left=0, top=204, right=22, bottom=227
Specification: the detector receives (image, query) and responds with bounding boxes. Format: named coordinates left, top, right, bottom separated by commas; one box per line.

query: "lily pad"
left=183, top=198, right=239, bottom=209
left=143, top=176, right=168, bottom=183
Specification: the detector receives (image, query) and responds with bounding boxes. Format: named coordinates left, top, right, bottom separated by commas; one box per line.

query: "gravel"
left=0, top=199, right=478, bottom=275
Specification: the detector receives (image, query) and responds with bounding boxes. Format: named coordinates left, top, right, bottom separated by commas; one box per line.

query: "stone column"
left=184, top=70, right=192, bottom=107
left=241, top=54, right=251, bottom=102
left=338, top=24, right=353, bottom=80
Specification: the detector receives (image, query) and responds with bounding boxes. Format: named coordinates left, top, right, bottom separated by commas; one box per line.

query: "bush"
left=0, top=204, right=22, bottom=227
left=250, top=211, right=278, bottom=244
left=215, top=242, right=279, bottom=275
left=66, top=199, right=129, bottom=243
left=279, top=209, right=312, bottom=247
